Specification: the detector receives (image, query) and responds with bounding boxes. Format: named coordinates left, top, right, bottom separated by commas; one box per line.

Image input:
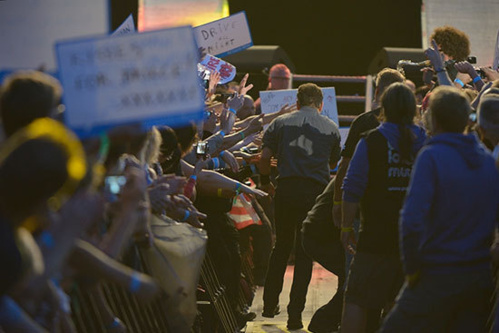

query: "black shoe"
left=262, top=305, right=280, bottom=318
left=287, top=317, right=303, bottom=330
left=242, top=311, right=256, bottom=321
left=236, top=311, right=256, bottom=330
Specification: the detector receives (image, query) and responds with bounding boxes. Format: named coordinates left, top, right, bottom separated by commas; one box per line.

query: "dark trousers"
left=263, top=178, right=325, bottom=318
left=239, top=223, right=272, bottom=283
left=302, top=235, right=345, bottom=331
left=381, top=268, right=493, bottom=333
left=204, top=212, right=241, bottom=305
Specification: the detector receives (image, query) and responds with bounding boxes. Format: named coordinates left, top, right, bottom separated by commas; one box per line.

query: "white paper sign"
left=56, top=26, right=205, bottom=138
left=260, top=87, right=339, bottom=126
left=193, top=11, right=253, bottom=58
left=111, top=14, right=136, bottom=37
left=200, top=54, right=236, bottom=84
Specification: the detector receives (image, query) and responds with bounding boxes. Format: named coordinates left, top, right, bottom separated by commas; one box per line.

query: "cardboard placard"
left=200, top=54, right=236, bottom=84
left=56, top=26, right=205, bottom=137
left=193, top=11, right=253, bottom=58
left=260, top=87, right=339, bottom=126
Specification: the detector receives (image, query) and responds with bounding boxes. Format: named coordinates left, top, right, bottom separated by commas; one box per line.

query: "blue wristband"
left=454, top=78, right=464, bottom=87
left=129, top=272, right=141, bottom=293
left=228, top=108, right=237, bottom=114
left=190, top=175, right=197, bottom=181
left=182, top=210, right=190, bottom=222
left=213, top=157, right=220, bottom=169
left=219, top=130, right=225, bottom=137
left=473, top=76, right=481, bottom=84
left=220, top=151, right=225, bottom=158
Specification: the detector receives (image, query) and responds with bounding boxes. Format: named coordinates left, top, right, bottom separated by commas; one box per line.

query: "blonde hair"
left=139, top=127, right=162, bottom=165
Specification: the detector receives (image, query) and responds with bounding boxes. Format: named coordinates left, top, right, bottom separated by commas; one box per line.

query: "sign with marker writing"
left=56, top=26, right=205, bottom=138
left=111, top=14, right=136, bottom=36
left=260, top=87, right=339, bottom=126
left=193, top=11, right=252, bottom=58
left=200, top=54, right=236, bottom=84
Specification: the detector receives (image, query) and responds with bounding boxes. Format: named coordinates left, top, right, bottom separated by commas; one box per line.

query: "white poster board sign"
left=193, top=11, right=253, bottom=58
left=111, top=14, right=136, bottom=37
left=0, top=0, right=109, bottom=71
left=56, top=26, right=205, bottom=138
left=260, top=87, right=339, bottom=126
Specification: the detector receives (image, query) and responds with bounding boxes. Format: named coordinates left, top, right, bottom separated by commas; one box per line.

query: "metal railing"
left=292, top=74, right=374, bottom=114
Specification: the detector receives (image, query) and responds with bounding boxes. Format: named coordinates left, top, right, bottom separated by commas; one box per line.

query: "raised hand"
left=425, top=39, right=445, bottom=72
left=207, top=71, right=221, bottom=98
left=238, top=73, right=254, bottom=95
left=454, top=61, right=475, bottom=75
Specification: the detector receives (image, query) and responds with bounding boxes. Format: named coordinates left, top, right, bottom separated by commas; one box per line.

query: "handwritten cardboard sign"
left=193, top=11, right=253, bottom=58
left=260, top=87, right=339, bottom=126
left=56, top=26, right=205, bottom=137
left=200, top=54, right=236, bottom=84
left=111, top=14, right=136, bottom=37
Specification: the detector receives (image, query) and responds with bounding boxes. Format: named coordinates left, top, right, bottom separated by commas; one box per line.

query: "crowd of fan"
left=1, top=23, right=499, bottom=333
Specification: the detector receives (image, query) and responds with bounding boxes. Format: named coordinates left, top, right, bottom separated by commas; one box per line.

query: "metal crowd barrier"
left=70, top=246, right=172, bottom=333
left=197, top=243, right=256, bottom=333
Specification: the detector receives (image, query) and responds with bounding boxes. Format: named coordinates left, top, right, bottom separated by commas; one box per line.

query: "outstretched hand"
left=219, top=107, right=237, bottom=134
left=242, top=186, right=268, bottom=198
left=220, top=151, right=239, bottom=173
left=278, top=103, right=298, bottom=115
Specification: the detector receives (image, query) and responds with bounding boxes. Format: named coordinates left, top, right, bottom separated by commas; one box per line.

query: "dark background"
left=111, top=0, right=423, bottom=75
left=227, top=0, right=423, bottom=75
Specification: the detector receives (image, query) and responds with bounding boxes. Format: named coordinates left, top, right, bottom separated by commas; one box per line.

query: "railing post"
left=364, top=74, right=374, bottom=113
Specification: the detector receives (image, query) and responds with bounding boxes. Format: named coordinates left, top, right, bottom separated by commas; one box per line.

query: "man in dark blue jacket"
left=381, top=86, right=499, bottom=332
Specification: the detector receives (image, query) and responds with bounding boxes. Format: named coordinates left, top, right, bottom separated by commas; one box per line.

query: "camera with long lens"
left=397, top=56, right=483, bottom=86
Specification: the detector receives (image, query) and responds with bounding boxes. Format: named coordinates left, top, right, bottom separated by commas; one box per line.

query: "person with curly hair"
left=430, top=25, right=471, bottom=62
